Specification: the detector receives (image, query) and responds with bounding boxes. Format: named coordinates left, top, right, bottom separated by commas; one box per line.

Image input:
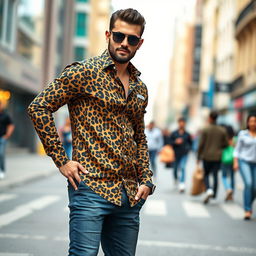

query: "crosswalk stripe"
left=182, top=201, right=210, bottom=218
left=0, top=254, right=33, bottom=256
left=0, top=194, right=17, bottom=203
left=144, top=199, right=167, bottom=216
left=138, top=240, right=256, bottom=254
left=220, top=203, right=244, bottom=219
left=0, top=196, right=60, bottom=228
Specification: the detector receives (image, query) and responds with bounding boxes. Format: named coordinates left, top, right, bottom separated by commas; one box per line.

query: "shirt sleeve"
left=233, top=131, right=243, bottom=158
left=27, top=63, right=82, bottom=168
left=157, top=129, right=164, bottom=152
left=197, top=130, right=205, bottom=160
left=5, top=114, right=13, bottom=126
left=133, top=95, right=153, bottom=186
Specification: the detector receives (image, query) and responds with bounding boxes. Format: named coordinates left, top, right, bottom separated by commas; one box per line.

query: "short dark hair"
left=246, top=113, right=256, bottom=129
left=178, top=117, right=186, bottom=122
left=209, top=111, right=218, bottom=122
left=109, top=8, right=146, bottom=36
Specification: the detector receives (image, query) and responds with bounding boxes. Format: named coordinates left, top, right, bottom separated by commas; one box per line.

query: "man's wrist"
left=143, top=182, right=156, bottom=195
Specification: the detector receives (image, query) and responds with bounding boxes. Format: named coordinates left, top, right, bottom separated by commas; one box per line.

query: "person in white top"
left=145, top=121, right=163, bottom=177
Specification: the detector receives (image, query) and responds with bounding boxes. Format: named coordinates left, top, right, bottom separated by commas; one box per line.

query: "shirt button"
left=123, top=154, right=127, bottom=159
left=122, top=125, right=125, bottom=129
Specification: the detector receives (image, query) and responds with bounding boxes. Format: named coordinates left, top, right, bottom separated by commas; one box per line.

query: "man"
left=28, top=8, right=155, bottom=256
left=170, top=117, right=192, bottom=192
left=145, top=121, right=163, bottom=177
left=197, top=111, right=228, bottom=204
left=0, top=101, right=15, bottom=179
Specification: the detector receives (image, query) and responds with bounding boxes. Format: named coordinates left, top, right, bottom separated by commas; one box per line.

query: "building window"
left=0, top=0, right=4, bottom=41
left=16, top=0, right=44, bottom=66
left=0, top=0, right=17, bottom=50
left=74, top=46, right=86, bottom=61
left=75, top=12, right=88, bottom=37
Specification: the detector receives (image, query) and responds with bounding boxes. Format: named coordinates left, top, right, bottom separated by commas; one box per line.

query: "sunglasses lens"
left=112, top=32, right=125, bottom=43
left=112, top=31, right=140, bottom=46
left=128, top=36, right=140, bottom=46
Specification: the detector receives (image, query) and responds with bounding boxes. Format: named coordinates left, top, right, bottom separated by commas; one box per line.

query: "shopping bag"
left=159, top=145, right=175, bottom=163
left=190, top=166, right=205, bottom=195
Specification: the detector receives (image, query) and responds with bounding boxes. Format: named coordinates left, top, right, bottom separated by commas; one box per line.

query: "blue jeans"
left=64, top=142, right=72, bottom=159
left=173, top=154, right=188, bottom=183
left=68, top=181, right=145, bottom=256
left=0, top=137, right=7, bottom=172
left=239, top=159, right=256, bottom=211
left=221, top=163, right=235, bottom=191
left=149, top=150, right=157, bottom=175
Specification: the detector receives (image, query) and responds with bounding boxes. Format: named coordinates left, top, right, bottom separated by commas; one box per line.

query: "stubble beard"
left=108, top=41, right=136, bottom=64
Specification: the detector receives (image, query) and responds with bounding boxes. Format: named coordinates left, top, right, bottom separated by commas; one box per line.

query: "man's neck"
left=114, top=61, right=129, bottom=77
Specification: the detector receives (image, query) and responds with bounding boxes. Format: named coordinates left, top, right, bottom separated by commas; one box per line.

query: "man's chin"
left=114, top=56, right=130, bottom=64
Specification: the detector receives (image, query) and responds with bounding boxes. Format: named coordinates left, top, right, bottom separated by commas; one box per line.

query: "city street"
left=0, top=154, right=255, bottom=256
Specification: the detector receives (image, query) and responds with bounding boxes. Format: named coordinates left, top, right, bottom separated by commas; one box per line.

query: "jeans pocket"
left=137, top=198, right=146, bottom=208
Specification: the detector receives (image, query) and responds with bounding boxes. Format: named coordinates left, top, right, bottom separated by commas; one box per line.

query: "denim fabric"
left=149, top=150, right=157, bottom=175
left=238, top=159, right=256, bottom=211
left=221, top=163, right=235, bottom=191
left=203, top=160, right=221, bottom=198
left=68, top=181, right=145, bottom=256
left=0, top=137, right=6, bottom=172
left=173, top=154, right=188, bottom=183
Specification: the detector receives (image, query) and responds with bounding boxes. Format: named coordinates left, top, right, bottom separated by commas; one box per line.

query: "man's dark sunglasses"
left=111, top=31, right=141, bottom=46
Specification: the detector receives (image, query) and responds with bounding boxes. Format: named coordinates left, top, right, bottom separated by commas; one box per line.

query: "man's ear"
left=137, top=39, right=144, bottom=50
left=105, top=31, right=111, bottom=42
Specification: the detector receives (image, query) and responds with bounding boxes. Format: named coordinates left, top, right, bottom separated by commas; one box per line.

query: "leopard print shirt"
left=27, top=50, right=153, bottom=207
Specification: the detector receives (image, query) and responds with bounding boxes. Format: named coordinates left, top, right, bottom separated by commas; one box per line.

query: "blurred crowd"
left=145, top=111, right=256, bottom=221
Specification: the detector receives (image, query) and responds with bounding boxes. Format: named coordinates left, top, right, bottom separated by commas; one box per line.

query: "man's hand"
left=135, top=184, right=151, bottom=201
left=59, top=160, right=88, bottom=190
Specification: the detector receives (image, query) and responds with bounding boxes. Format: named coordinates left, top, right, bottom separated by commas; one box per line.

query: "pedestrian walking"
left=28, top=8, right=155, bottom=256
left=170, top=117, right=192, bottom=192
left=60, top=117, right=72, bottom=159
left=145, top=121, right=163, bottom=177
left=233, top=113, right=256, bottom=220
left=0, top=101, right=15, bottom=179
left=162, top=127, right=173, bottom=168
left=221, top=125, right=236, bottom=201
left=197, top=111, right=229, bottom=204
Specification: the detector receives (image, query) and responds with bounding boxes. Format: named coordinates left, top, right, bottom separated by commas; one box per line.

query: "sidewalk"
left=0, top=153, right=57, bottom=191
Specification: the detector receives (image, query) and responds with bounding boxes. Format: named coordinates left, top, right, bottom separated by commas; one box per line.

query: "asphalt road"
left=0, top=154, right=255, bottom=256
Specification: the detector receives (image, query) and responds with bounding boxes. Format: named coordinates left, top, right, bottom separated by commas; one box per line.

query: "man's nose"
left=121, top=36, right=129, bottom=47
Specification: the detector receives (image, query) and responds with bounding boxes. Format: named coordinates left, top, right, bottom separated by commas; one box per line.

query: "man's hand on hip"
left=59, top=160, right=88, bottom=190
left=135, top=184, right=151, bottom=201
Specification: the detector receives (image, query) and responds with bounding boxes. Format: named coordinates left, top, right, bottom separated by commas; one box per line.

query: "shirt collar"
left=100, top=50, right=141, bottom=77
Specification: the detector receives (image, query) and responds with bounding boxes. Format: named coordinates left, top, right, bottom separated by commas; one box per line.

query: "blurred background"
left=0, top=0, right=256, bottom=153
left=0, top=1, right=256, bottom=255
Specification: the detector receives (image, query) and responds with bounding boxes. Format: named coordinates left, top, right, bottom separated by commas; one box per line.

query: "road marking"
left=220, top=203, right=244, bottom=219
left=182, top=201, right=210, bottom=218
left=0, top=194, right=17, bottom=203
left=0, top=196, right=60, bottom=228
left=138, top=240, right=256, bottom=254
left=144, top=199, right=167, bottom=216
left=1, top=233, right=256, bottom=255
left=0, top=253, right=33, bottom=256
left=0, top=233, right=47, bottom=240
